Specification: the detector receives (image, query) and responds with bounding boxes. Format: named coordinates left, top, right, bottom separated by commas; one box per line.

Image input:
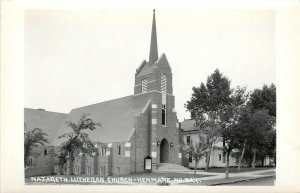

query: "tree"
left=24, top=127, right=49, bottom=168
left=236, top=107, right=273, bottom=169
left=262, top=128, right=276, bottom=166
left=234, top=105, right=252, bottom=170
left=220, top=86, right=248, bottom=178
left=249, top=84, right=276, bottom=117
left=185, top=69, right=232, bottom=170
left=249, top=110, right=273, bottom=168
left=56, top=114, right=101, bottom=175
left=248, top=84, right=276, bottom=167
left=187, top=134, right=210, bottom=177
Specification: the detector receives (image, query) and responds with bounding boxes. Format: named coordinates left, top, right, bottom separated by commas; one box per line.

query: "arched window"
left=161, top=74, right=167, bottom=93
left=142, top=79, right=148, bottom=93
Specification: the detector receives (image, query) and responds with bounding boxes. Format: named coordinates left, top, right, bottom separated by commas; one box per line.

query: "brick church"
left=24, top=10, right=182, bottom=177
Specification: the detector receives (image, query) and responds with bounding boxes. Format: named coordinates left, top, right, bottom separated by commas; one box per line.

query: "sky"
left=24, top=9, right=275, bottom=121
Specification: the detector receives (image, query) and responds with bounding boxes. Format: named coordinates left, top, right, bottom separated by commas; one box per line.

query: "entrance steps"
left=155, top=163, right=191, bottom=172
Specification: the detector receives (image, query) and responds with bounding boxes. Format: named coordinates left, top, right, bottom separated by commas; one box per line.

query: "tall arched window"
left=141, top=79, right=148, bottom=93
left=161, top=74, right=167, bottom=93
left=162, top=104, right=166, bottom=126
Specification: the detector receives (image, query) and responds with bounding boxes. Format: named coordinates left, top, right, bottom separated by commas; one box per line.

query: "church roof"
left=53, top=95, right=148, bottom=145
left=24, top=108, right=67, bottom=145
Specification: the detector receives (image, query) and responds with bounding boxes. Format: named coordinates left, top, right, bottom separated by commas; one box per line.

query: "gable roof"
left=53, top=95, right=149, bottom=145
left=24, top=108, right=67, bottom=145
left=181, top=119, right=199, bottom=132
left=181, top=119, right=213, bottom=134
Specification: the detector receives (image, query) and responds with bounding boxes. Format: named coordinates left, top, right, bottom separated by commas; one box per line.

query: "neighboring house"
left=180, top=119, right=239, bottom=169
left=24, top=10, right=182, bottom=177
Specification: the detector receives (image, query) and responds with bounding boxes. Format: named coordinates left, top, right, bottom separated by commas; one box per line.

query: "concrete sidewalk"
left=195, top=168, right=275, bottom=180
left=172, top=168, right=276, bottom=185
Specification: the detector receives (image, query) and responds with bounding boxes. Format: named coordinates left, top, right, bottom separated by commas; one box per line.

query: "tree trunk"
left=194, top=161, right=199, bottom=177
left=238, top=140, right=247, bottom=171
left=205, top=146, right=212, bottom=170
left=252, top=149, right=256, bottom=169
left=69, top=153, right=74, bottom=175
left=261, top=157, right=264, bottom=167
left=59, top=165, right=64, bottom=175
left=225, top=152, right=230, bottom=179
left=248, top=157, right=252, bottom=167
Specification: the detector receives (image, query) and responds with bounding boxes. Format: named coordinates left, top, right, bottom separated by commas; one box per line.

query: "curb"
left=209, top=174, right=275, bottom=186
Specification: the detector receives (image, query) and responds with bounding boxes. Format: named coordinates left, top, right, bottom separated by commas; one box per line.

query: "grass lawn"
left=25, top=172, right=213, bottom=185
left=205, top=166, right=275, bottom=173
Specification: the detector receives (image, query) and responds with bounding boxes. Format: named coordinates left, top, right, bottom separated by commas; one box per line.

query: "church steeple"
left=134, top=10, right=173, bottom=95
left=149, top=9, right=158, bottom=64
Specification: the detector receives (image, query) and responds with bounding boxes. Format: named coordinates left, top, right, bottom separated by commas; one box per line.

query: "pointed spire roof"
left=149, top=9, right=158, bottom=64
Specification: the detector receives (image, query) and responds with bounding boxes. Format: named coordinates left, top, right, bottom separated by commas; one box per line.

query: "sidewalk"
left=172, top=168, right=276, bottom=185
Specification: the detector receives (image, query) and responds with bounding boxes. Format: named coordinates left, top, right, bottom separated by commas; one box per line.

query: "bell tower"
left=133, top=10, right=180, bottom=169
left=134, top=10, right=173, bottom=96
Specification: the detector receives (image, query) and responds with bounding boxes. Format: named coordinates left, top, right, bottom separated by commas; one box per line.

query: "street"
left=222, top=176, right=275, bottom=186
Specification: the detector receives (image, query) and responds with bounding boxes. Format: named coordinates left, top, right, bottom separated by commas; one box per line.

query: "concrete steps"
left=156, top=163, right=191, bottom=172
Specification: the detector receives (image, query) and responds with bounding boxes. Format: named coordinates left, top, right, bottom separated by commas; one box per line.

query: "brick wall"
left=25, top=146, right=55, bottom=177
left=150, top=92, right=180, bottom=165
left=131, top=101, right=151, bottom=173
left=110, top=142, right=131, bottom=176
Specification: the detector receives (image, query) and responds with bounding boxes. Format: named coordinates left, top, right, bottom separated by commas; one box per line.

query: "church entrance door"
left=160, top=138, right=169, bottom=163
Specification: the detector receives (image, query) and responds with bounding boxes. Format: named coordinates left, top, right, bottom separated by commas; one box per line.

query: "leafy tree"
left=24, top=127, right=49, bottom=168
left=56, top=114, right=101, bottom=175
left=249, top=84, right=276, bottom=117
left=248, top=84, right=276, bottom=167
left=220, top=86, right=248, bottom=178
left=230, top=105, right=251, bottom=170
left=185, top=69, right=232, bottom=170
left=249, top=110, right=273, bottom=168
left=187, top=134, right=210, bottom=177
left=262, top=128, right=276, bottom=165
left=233, top=84, right=276, bottom=169
left=236, top=108, right=273, bottom=168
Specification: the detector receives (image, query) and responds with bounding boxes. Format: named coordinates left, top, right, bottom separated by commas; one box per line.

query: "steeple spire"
left=149, top=9, right=158, bottom=64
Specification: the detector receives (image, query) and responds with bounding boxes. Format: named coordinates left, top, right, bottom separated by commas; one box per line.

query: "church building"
left=24, top=10, right=182, bottom=177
